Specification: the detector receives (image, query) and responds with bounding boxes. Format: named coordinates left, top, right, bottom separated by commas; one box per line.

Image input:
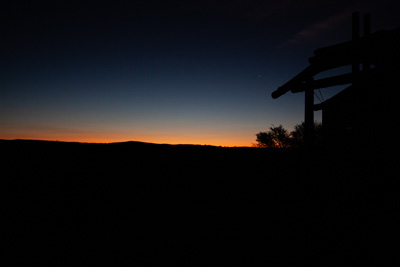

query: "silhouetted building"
left=272, top=13, right=400, bottom=151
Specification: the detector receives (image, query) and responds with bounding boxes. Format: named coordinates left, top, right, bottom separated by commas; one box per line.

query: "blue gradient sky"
left=1, top=0, right=399, bottom=146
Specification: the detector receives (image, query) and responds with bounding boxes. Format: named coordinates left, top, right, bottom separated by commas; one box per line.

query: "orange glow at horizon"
left=0, top=132, right=253, bottom=147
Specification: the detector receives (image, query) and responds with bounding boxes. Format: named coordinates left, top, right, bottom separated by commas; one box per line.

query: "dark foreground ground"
left=2, top=140, right=398, bottom=266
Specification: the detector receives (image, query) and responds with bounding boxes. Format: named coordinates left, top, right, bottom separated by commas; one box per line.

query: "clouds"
left=281, top=0, right=394, bottom=46
left=2, top=0, right=400, bottom=145
left=284, top=10, right=352, bottom=46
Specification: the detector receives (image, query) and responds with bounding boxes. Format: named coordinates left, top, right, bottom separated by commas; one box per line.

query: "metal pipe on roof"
left=352, top=12, right=360, bottom=74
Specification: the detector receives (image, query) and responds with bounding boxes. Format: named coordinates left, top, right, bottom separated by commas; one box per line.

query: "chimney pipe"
left=363, top=14, right=371, bottom=71
left=363, top=13, right=371, bottom=36
left=352, top=12, right=360, bottom=74
left=352, top=12, right=360, bottom=40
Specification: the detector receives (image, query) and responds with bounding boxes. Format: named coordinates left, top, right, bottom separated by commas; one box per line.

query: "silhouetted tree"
left=290, top=121, right=323, bottom=148
left=255, top=125, right=290, bottom=148
left=289, top=123, right=305, bottom=147
left=255, top=122, right=323, bottom=148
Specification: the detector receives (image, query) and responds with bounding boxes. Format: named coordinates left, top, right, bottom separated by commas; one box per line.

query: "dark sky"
left=1, top=0, right=399, bottom=146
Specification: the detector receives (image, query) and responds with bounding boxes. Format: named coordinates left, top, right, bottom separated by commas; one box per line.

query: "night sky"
left=1, top=0, right=399, bottom=146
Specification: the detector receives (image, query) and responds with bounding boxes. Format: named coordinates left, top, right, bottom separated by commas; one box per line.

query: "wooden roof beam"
left=271, top=65, right=317, bottom=99
left=290, top=72, right=353, bottom=93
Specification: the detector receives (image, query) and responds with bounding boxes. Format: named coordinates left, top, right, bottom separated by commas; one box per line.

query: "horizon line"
left=0, top=138, right=254, bottom=148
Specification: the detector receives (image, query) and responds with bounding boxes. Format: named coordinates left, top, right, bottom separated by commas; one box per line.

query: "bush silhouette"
left=290, top=121, right=323, bottom=148
left=255, top=122, right=322, bottom=148
left=255, top=125, right=290, bottom=148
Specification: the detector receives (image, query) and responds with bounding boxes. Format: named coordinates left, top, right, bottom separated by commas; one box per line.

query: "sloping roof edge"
left=271, top=28, right=400, bottom=99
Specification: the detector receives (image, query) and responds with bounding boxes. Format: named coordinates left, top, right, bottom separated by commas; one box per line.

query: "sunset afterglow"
left=1, top=1, right=398, bottom=146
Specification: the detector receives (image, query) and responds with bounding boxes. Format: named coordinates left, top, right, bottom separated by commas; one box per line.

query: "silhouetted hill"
left=2, top=139, right=396, bottom=265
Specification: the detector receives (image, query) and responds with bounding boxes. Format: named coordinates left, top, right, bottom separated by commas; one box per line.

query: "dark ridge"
left=2, top=138, right=395, bottom=265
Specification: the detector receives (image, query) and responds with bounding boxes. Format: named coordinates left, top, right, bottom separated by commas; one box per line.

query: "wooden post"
left=305, top=78, right=314, bottom=150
